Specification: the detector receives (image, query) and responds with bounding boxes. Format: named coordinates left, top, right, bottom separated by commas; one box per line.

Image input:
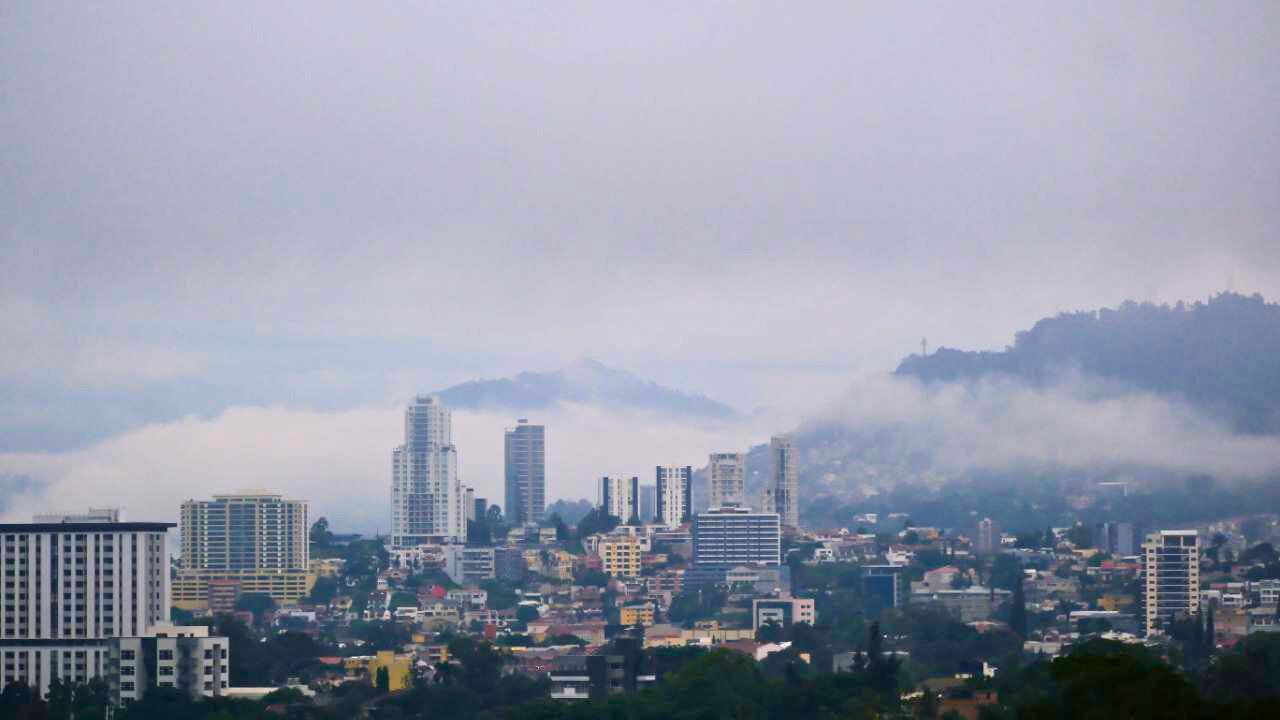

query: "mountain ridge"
left=434, top=358, right=737, bottom=418
left=894, top=292, right=1280, bottom=434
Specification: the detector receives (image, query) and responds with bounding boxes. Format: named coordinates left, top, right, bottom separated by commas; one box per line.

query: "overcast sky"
left=3, top=2, right=1280, bottom=456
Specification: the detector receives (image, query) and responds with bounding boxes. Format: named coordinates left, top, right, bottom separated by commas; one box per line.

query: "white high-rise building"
left=655, top=466, right=693, bottom=528
left=0, top=510, right=173, bottom=696
left=392, top=396, right=465, bottom=547
left=708, top=453, right=745, bottom=509
left=1142, top=529, right=1200, bottom=636
left=599, top=476, right=639, bottom=522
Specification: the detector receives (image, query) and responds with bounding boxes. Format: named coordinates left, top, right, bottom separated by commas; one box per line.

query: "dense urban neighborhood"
left=5, top=426, right=1280, bottom=719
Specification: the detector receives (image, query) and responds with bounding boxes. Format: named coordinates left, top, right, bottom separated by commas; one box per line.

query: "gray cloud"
left=0, top=402, right=779, bottom=531
left=804, top=374, right=1280, bottom=493
left=2, top=2, right=1279, bottom=449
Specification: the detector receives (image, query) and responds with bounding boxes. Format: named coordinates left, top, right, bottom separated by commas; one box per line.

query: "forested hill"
left=895, top=292, right=1280, bottom=433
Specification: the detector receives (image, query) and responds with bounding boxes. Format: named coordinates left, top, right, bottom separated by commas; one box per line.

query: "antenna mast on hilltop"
left=921, top=337, right=928, bottom=357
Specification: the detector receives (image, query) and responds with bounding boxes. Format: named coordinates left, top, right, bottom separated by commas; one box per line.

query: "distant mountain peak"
left=434, top=360, right=737, bottom=419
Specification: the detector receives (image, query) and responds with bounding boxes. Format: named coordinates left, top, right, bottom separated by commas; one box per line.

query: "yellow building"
left=598, top=537, right=642, bottom=578
left=173, top=569, right=316, bottom=610
left=1099, top=593, right=1137, bottom=611
left=620, top=604, right=655, bottom=627
left=310, top=558, right=346, bottom=577
left=344, top=651, right=414, bottom=692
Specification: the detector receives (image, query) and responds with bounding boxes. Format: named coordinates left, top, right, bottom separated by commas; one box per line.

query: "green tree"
left=310, top=516, right=334, bottom=546
left=376, top=665, right=390, bottom=694
left=1010, top=578, right=1028, bottom=639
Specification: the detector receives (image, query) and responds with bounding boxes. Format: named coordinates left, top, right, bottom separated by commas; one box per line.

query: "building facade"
left=691, top=506, right=781, bottom=567
left=597, top=537, right=642, bottom=578
left=599, top=476, right=639, bottom=522
left=504, top=420, right=546, bottom=527
left=108, top=624, right=230, bottom=704
left=638, top=485, right=657, bottom=525
left=174, top=492, right=311, bottom=609
left=752, top=597, right=816, bottom=631
left=862, top=565, right=906, bottom=609
left=1143, top=529, right=1200, bottom=636
left=0, top=512, right=173, bottom=696
left=1094, top=522, right=1141, bottom=557
left=655, top=466, right=692, bottom=529
left=392, top=396, right=465, bottom=547
left=708, top=453, right=745, bottom=509
left=766, top=436, right=799, bottom=528
left=975, top=518, right=999, bottom=554
left=548, top=635, right=653, bottom=701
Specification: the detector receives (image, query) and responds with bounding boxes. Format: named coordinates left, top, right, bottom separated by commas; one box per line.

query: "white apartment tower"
left=708, top=453, right=745, bottom=509
left=655, top=466, right=693, bottom=528
left=392, top=396, right=465, bottom=547
left=0, top=510, right=173, bottom=696
left=1142, top=529, right=1200, bottom=636
left=599, top=476, right=639, bottom=522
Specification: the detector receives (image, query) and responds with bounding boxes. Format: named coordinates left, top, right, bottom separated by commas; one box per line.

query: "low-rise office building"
left=108, top=624, right=230, bottom=704
left=752, top=597, right=816, bottom=631
left=692, top=507, right=780, bottom=567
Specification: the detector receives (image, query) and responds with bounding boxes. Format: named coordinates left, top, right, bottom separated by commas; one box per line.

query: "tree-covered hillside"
left=895, top=292, right=1280, bottom=433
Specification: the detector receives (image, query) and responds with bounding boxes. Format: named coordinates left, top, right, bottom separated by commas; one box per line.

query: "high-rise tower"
left=598, top=476, right=640, bottom=522
left=504, top=419, right=545, bottom=526
left=708, top=452, right=745, bottom=508
left=391, top=396, right=464, bottom=547
left=1142, top=530, right=1200, bottom=636
left=768, top=435, right=799, bottom=528
left=656, top=465, right=693, bottom=528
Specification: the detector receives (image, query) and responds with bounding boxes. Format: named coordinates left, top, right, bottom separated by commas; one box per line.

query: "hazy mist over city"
left=4, top=3, right=1280, bottom=530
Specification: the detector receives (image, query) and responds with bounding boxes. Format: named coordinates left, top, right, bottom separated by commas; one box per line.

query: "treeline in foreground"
left=6, top=633, right=1280, bottom=719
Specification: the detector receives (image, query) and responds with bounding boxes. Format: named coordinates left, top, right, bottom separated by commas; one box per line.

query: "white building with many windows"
left=691, top=506, right=781, bottom=567
left=1142, top=529, right=1200, bottom=636
left=599, top=476, right=639, bottom=522
left=655, top=466, right=692, bottom=529
left=109, top=623, right=230, bottom=703
left=707, top=453, right=745, bottom=509
left=392, top=396, right=465, bottom=547
left=0, top=510, right=172, bottom=696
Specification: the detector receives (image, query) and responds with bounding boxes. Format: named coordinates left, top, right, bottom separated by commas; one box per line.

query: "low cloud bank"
left=808, top=373, right=1280, bottom=483
left=0, top=403, right=776, bottom=532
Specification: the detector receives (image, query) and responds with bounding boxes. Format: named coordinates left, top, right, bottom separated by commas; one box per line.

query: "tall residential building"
left=0, top=510, right=173, bottom=696
left=392, top=396, right=465, bottom=547
left=174, top=492, right=311, bottom=609
left=464, top=487, right=477, bottom=523
left=708, top=453, right=745, bottom=509
left=599, top=476, right=639, bottom=522
left=768, top=435, right=799, bottom=528
left=692, top=506, right=781, bottom=566
left=655, top=466, right=693, bottom=528
left=1142, top=529, right=1200, bottom=636
left=975, top=518, right=999, bottom=554
left=504, top=419, right=546, bottom=526
left=638, top=485, right=657, bottom=524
